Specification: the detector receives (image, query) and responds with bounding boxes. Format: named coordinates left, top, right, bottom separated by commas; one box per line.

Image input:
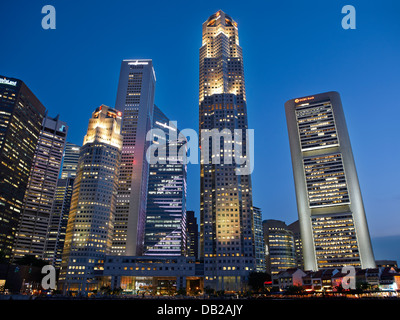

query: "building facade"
left=0, top=76, right=46, bottom=260
left=13, top=115, right=68, bottom=260
left=199, top=11, right=256, bottom=291
left=100, top=256, right=204, bottom=295
left=287, top=220, right=304, bottom=269
left=59, top=105, right=122, bottom=293
left=60, top=142, right=80, bottom=179
left=112, top=59, right=156, bottom=256
left=186, top=211, right=199, bottom=259
left=253, top=207, right=266, bottom=272
left=285, top=91, right=376, bottom=271
left=143, top=105, right=187, bottom=257
left=45, top=142, right=81, bottom=268
left=262, top=220, right=296, bottom=275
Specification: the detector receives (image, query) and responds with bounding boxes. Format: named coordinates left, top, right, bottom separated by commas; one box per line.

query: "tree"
left=176, top=287, right=186, bottom=296
left=247, top=271, right=271, bottom=293
left=204, top=286, right=215, bottom=296
left=284, top=285, right=305, bottom=296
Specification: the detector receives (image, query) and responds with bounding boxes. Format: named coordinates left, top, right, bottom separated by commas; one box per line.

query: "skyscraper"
left=253, top=207, right=266, bottom=272
left=45, top=175, right=75, bottom=269
left=287, top=220, right=304, bottom=269
left=13, top=115, right=68, bottom=260
left=60, top=142, right=80, bottom=179
left=0, top=76, right=46, bottom=260
left=285, top=91, right=376, bottom=271
left=186, top=211, right=199, bottom=259
left=199, top=11, right=256, bottom=291
left=262, top=220, right=296, bottom=275
left=45, top=142, right=81, bottom=268
left=112, top=59, right=156, bottom=256
left=143, top=105, right=187, bottom=257
left=60, top=105, right=122, bottom=293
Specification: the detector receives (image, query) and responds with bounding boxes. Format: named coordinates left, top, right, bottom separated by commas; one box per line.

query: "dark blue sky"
left=1, top=0, right=399, bottom=262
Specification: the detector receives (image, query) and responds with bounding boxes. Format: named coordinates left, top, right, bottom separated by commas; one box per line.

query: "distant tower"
left=186, top=211, right=199, bottom=259
left=287, top=220, right=304, bottom=269
left=45, top=143, right=80, bottom=269
left=61, top=142, right=80, bottom=179
left=285, top=91, right=375, bottom=271
left=253, top=207, right=266, bottom=272
left=199, top=10, right=255, bottom=291
left=60, top=105, right=122, bottom=293
left=45, top=175, right=75, bottom=269
left=13, top=115, right=68, bottom=260
left=262, top=220, right=296, bottom=275
left=112, top=59, right=156, bottom=256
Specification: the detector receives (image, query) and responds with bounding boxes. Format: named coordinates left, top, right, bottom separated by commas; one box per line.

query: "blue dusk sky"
left=1, top=0, right=399, bottom=262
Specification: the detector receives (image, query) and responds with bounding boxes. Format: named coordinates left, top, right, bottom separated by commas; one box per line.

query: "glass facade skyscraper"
left=13, top=115, right=68, bottom=260
left=186, top=210, right=199, bottom=259
left=143, top=105, right=187, bottom=257
left=199, top=11, right=256, bottom=291
left=0, top=76, right=46, bottom=260
left=61, top=142, right=80, bottom=179
left=285, top=91, right=376, bottom=271
left=45, top=141, right=81, bottom=268
left=45, top=175, right=75, bottom=269
left=253, top=207, right=265, bottom=272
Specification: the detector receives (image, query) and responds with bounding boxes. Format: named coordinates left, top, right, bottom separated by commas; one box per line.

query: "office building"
left=45, top=142, right=80, bottom=268
left=262, top=220, right=296, bottom=275
left=112, top=59, right=156, bottom=256
left=287, top=220, right=304, bottom=269
left=0, top=76, right=46, bottom=260
left=143, top=105, right=187, bottom=256
left=199, top=11, right=256, bottom=291
left=13, top=115, right=68, bottom=260
left=45, top=176, right=75, bottom=269
left=285, top=91, right=376, bottom=270
left=60, top=142, right=80, bottom=179
left=186, top=211, right=199, bottom=259
left=99, top=256, right=204, bottom=295
left=253, top=207, right=266, bottom=272
left=60, top=105, right=122, bottom=293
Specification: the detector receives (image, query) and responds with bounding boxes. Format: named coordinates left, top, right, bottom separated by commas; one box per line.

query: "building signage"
left=295, top=96, right=315, bottom=104
left=0, top=78, right=17, bottom=86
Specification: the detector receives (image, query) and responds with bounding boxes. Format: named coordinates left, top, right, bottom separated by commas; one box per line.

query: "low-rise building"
left=98, top=256, right=204, bottom=295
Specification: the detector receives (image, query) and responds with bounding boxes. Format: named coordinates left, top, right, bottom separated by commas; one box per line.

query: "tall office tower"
left=143, top=105, right=187, bottom=256
left=253, top=207, right=266, bottom=272
left=186, top=211, right=199, bottom=259
left=262, top=220, right=296, bottom=275
left=45, top=176, right=75, bottom=269
left=0, top=76, right=46, bottom=260
left=287, top=220, right=304, bottom=269
left=13, top=115, right=68, bottom=260
left=285, top=91, right=375, bottom=271
left=59, top=105, right=122, bottom=293
left=199, top=11, right=255, bottom=291
left=112, top=59, right=156, bottom=256
left=60, top=142, right=80, bottom=179
left=45, top=142, right=80, bottom=268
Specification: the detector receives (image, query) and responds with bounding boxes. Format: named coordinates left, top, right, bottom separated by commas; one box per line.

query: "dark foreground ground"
left=1, top=295, right=399, bottom=318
